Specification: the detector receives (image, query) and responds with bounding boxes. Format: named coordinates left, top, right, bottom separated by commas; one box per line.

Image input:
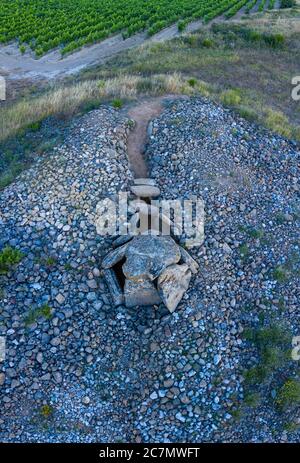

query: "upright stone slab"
left=124, top=279, right=161, bottom=307
left=158, top=263, right=192, bottom=312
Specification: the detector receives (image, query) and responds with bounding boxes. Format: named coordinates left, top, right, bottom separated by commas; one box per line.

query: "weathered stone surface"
left=158, top=263, right=192, bottom=312
left=103, top=268, right=124, bottom=306
left=130, top=185, right=160, bottom=198
left=122, top=235, right=181, bottom=281
left=134, top=178, right=157, bottom=186
left=124, top=279, right=161, bottom=307
left=180, top=247, right=199, bottom=274
left=101, top=242, right=128, bottom=269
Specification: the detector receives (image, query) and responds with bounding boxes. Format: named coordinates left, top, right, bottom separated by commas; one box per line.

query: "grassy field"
left=0, top=5, right=299, bottom=189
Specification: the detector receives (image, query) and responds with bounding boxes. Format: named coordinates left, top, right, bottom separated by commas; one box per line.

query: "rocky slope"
left=0, top=98, right=299, bottom=442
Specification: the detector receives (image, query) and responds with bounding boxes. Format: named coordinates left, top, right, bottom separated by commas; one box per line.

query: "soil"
left=126, top=95, right=188, bottom=178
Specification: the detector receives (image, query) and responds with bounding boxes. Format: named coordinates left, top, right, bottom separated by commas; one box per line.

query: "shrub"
left=202, top=38, right=214, bottom=48
left=24, top=304, right=53, bottom=326
left=273, top=265, right=288, bottom=282
left=239, top=243, right=249, bottom=259
left=187, top=78, right=197, bottom=87
left=0, top=246, right=24, bottom=275
left=112, top=98, right=123, bottom=109
left=40, top=404, right=54, bottom=419
left=237, top=105, right=257, bottom=122
left=276, top=379, right=300, bottom=409
left=263, top=33, right=285, bottom=48
left=265, top=109, right=292, bottom=138
left=81, top=99, right=101, bottom=112
left=197, top=81, right=211, bottom=98
left=244, top=365, right=268, bottom=384
left=247, top=31, right=262, bottom=42
left=185, top=35, right=198, bottom=47
left=220, top=89, right=242, bottom=106
left=244, top=392, right=260, bottom=407
left=26, top=120, right=42, bottom=132
left=19, top=44, right=26, bottom=54
left=243, top=325, right=292, bottom=385
left=178, top=20, right=188, bottom=33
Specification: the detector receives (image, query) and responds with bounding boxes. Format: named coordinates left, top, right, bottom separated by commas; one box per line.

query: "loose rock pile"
left=0, top=98, right=299, bottom=443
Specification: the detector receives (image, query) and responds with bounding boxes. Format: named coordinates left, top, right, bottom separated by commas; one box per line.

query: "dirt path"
left=126, top=95, right=187, bottom=178
left=0, top=20, right=202, bottom=81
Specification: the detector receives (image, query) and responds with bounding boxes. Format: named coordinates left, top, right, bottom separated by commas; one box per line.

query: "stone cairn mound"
left=102, top=178, right=199, bottom=312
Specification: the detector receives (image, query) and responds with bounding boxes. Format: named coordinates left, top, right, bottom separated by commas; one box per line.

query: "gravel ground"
left=0, top=98, right=299, bottom=442
left=0, top=108, right=138, bottom=442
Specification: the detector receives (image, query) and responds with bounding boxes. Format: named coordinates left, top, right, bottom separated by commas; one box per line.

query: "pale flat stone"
left=134, top=178, right=157, bottom=186
left=130, top=185, right=160, bottom=198
left=158, top=263, right=192, bottom=312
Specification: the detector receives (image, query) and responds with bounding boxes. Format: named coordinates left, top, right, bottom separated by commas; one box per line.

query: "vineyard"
left=0, top=0, right=278, bottom=57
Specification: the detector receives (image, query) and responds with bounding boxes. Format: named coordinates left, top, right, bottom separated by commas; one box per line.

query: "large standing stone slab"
left=180, top=247, right=199, bottom=274
left=157, top=263, right=192, bottom=312
left=101, top=242, right=128, bottom=269
left=124, top=279, right=161, bottom=307
left=103, top=269, right=124, bottom=306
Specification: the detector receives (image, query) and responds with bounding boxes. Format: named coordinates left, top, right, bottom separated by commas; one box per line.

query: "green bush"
left=265, top=109, right=292, bottom=138
left=185, top=35, right=198, bottom=47
left=244, top=325, right=292, bottom=385
left=244, top=365, right=268, bottom=384
left=220, top=89, right=242, bottom=106
left=26, top=120, right=42, bottom=132
left=202, top=38, right=214, bottom=48
left=0, top=246, right=24, bottom=274
left=244, top=392, right=260, bottom=407
left=263, top=33, right=285, bottom=48
left=112, top=98, right=123, bottom=109
left=24, top=304, right=52, bottom=326
left=178, top=19, right=188, bottom=33
left=237, top=105, right=257, bottom=122
left=276, top=379, right=300, bottom=409
left=273, top=265, right=288, bottom=283
left=187, top=78, right=197, bottom=87
left=40, top=404, right=54, bottom=419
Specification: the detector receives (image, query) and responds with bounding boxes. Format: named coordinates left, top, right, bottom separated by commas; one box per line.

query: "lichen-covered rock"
left=157, top=263, right=192, bottom=312
left=122, top=235, right=181, bottom=281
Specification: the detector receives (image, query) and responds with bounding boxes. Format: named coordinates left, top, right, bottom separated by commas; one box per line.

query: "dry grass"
left=0, top=73, right=185, bottom=141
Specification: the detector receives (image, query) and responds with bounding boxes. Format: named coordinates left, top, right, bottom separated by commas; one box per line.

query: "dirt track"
left=126, top=95, right=189, bottom=178
left=0, top=21, right=203, bottom=81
